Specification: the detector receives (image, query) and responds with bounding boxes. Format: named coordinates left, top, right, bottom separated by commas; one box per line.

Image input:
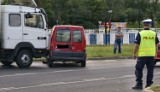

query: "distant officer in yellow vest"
left=132, top=19, right=159, bottom=90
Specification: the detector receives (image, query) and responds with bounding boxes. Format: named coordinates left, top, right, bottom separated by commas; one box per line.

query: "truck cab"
left=0, top=4, right=49, bottom=68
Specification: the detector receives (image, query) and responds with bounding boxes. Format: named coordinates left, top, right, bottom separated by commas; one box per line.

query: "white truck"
left=0, top=0, right=50, bottom=68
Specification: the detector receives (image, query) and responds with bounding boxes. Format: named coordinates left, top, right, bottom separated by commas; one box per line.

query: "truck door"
left=23, top=13, right=47, bottom=49
left=2, top=13, right=23, bottom=49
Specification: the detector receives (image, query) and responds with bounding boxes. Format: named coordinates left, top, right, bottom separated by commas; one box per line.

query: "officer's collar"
left=144, top=28, right=150, bottom=30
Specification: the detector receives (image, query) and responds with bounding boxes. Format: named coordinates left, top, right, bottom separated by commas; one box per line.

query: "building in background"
left=99, top=22, right=127, bottom=33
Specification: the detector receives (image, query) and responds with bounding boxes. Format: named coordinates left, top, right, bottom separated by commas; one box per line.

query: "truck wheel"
left=1, top=61, right=13, bottom=66
left=16, top=50, right=32, bottom=68
left=81, top=60, right=86, bottom=67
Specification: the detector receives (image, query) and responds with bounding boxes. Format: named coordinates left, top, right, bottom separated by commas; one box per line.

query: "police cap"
left=142, top=19, right=152, bottom=24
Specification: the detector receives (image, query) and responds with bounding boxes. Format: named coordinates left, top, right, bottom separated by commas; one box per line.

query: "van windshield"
left=56, top=29, right=71, bottom=42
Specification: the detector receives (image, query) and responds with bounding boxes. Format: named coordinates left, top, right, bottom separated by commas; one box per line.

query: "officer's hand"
left=133, top=54, right=137, bottom=59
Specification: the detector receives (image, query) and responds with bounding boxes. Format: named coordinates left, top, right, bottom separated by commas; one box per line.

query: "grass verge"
left=150, top=86, right=160, bottom=92
left=34, top=44, right=134, bottom=61
left=86, top=44, right=134, bottom=59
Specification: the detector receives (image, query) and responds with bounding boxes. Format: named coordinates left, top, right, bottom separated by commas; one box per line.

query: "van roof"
left=53, top=25, right=84, bottom=29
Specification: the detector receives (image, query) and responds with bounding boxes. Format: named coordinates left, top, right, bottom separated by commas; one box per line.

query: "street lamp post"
left=104, top=10, right=112, bottom=33
left=56, top=20, right=59, bottom=25
left=104, top=11, right=107, bottom=33
left=108, top=10, right=112, bottom=33
left=98, top=21, right=102, bottom=33
left=103, top=0, right=107, bottom=33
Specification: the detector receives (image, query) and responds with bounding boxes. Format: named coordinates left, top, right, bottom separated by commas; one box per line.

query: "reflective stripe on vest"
left=138, top=30, right=156, bottom=57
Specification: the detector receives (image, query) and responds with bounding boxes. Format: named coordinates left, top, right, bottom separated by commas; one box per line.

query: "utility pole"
left=104, top=11, right=107, bottom=33
left=108, top=10, right=112, bottom=33
left=103, top=0, right=107, bottom=33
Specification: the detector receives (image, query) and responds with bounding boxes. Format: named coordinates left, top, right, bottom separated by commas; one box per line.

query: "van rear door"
left=71, top=27, right=86, bottom=57
left=54, top=28, right=72, bottom=57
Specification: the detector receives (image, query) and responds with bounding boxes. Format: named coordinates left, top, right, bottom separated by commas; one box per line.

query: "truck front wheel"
left=16, top=50, right=32, bottom=68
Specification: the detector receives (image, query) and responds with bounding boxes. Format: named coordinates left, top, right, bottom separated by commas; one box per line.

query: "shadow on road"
left=0, top=65, right=17, bottom=69
left=0, top=62, right=84, bottom=70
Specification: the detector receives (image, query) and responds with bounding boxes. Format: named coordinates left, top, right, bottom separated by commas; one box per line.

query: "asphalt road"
left=0, top=59, right=160, bottom=92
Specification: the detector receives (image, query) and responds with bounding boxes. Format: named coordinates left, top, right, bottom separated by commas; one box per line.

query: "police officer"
left=132, top=19, right=159, bottom=90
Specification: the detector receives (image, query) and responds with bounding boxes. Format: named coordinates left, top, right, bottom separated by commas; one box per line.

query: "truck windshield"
left=56, top=29, right=71, bottom=42
left=25, top=14, right=44, bottom=29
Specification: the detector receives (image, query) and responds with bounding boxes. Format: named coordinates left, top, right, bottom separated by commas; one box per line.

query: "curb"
left=143, top=87, right=154, bottom=92
left=87, top=56, right=132, bottom=60
left=34, top=57, right=133, bottom=61
left=143, top=86, right=160, bottom=92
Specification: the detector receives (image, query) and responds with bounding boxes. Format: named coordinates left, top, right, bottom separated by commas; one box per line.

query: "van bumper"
left=49, top=51, right=86, bottom=61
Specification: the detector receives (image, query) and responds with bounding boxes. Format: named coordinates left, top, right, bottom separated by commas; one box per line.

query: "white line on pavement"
left=0, top=87, right=15, bottom=91
left=1, top=72, right=160, bottom=91
left=0, top=74, right=136, bottom=91
left=0, top=77, right=116, bottom=91
left=0, top=65, right=134, bottom=78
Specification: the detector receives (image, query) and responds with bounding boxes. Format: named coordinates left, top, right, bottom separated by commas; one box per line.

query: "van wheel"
left=16, top=50, right=32, bottom=68
left=154, top=60, right=157, bottom=65
left=81, top=60, right=86, bottom=67
left=1, top=61, right=13, bottom=66
left=48, top=62, right=54, bottom=68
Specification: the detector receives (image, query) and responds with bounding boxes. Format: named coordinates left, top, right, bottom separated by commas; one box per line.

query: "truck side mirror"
left=25, top=13, right=33, bottom=18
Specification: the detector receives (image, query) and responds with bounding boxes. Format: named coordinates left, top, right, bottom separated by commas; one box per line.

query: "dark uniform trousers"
left=135, top=57, right=155, bottom=85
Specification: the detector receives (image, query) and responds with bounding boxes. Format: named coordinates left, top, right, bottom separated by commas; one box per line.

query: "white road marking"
left=14, top=73, right=37, bottom=76
left=0, top=87, right=15, bottom=91
left=83, top=78, right=106, bottom=81
left=0, top=65, right=134, bottom=78
left=0, top=74, right=136, bottom=91
left=0, top=77, right=117, bottom=91
left=1, top=72, right=160, bottom=91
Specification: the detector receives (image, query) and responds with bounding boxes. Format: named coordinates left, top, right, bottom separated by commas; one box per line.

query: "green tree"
left=2, top=0, right=160, bottom=28
left=149, top=0, right=160, bottom=27
left=124, top=0, right=150, bottom=24
left=1, top=0, right=15, bottom=5
left=103, top=0, right=125, bottom=22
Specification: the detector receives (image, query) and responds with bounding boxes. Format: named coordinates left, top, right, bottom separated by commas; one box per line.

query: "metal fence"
left=85, top=28, right=160, bottom=45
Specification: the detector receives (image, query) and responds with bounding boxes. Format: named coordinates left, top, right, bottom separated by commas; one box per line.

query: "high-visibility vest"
left=138, top=30, right=156, bottom=57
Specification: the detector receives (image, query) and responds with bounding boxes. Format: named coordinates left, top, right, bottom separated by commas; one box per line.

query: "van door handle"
left=23, top=33, right=28, bottom=35
left=38, top=37, right=46, bottom=40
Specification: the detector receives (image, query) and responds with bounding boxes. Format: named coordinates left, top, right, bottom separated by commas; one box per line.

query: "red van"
left=48, top=25, right=86, bottom=67
left=154, top=43, right=160, bottom=65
